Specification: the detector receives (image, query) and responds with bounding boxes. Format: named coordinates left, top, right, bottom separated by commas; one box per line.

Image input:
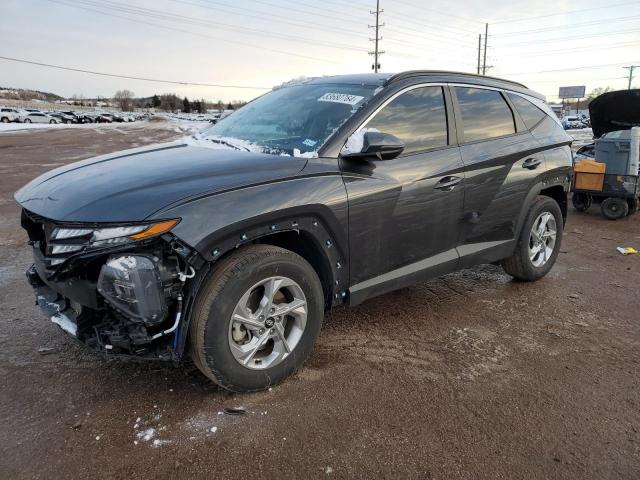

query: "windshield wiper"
left=205, top=137, right=251, bottom=152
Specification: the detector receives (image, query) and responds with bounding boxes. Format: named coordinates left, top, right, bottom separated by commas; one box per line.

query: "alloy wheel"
left=528, top=211, right=557, bottom=267
left=228, top=276, right=307, bottom=370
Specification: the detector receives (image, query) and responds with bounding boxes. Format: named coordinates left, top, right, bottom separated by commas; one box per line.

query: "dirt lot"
left=1, top=123, right=639, bottom=479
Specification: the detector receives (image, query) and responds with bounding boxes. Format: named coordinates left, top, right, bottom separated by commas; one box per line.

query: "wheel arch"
left=190, top=209, right=349, bottom=309
left=540, top=185, right=568, bottom=222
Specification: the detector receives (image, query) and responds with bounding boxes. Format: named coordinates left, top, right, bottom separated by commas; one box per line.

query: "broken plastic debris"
left=210, top=427, right=218, bottom=433
left=223, top=407, right=246, bottom=416
left=616, top=246, right=638, bottom=255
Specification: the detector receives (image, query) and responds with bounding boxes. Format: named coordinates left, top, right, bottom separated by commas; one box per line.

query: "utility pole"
left=477, top=34, right=482, bottom=75
left=368, top=0, right=384, bottom=72
left=624, top=65, right=638, bottom=90
left=482, top=23, right=488, bottom=76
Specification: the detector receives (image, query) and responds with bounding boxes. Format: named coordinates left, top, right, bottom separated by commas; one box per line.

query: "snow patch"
left=51, top=312, right=77, bottom=336
left=341, top=128, right=380, bottom=155
left=183, top=133, right=263, bottom=153
left=137, top=428, right=156, bottom=442
left=293, top=148, right=318, bottom=158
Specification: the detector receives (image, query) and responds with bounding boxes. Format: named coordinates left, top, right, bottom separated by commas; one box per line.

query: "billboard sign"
left=558, top=86, right=586, bottom=99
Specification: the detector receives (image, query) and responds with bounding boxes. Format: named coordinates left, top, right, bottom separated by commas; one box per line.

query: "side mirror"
left=342, top=131, right=405, bottom=161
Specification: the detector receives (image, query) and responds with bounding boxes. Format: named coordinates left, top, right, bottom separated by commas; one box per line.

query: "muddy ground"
left=1, top=122, right=639, bottom=479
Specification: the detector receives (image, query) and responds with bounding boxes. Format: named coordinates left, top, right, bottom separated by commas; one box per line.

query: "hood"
left=14, top=140, right=307, bottom=222
left=589, top=89, right=640, bottom=138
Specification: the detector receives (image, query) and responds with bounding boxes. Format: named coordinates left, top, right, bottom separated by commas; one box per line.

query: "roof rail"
left=385, top=70, right=528, bottom=90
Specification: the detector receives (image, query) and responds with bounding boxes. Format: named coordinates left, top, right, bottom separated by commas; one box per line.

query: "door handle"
left=522, top=157, right=542, bottom=170
left=434, top=176, right=462, bottom=191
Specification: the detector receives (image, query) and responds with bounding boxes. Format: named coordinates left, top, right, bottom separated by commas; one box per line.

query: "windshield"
left=202, top=83, right=379, bottom=155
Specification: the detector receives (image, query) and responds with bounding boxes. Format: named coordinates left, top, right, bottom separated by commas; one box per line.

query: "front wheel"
left=502, top=196, right=564, bottom=281
left=24, top=119, right=31, bottom=123
left=189, top=244, right=324, bottom=392
left=49, top=119, right=56, bottom=124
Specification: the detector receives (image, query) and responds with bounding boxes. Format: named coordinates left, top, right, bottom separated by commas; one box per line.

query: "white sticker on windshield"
left=317, top=93, right=364, bottom=106
left=302, top=139, right=318, bottom=147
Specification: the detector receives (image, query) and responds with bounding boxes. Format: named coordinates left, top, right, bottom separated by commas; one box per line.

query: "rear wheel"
left=49, top=119, right=55, bottom=124
left=571, top=192, right=591, bottom=212
left=627, top=197, right=639, bottom=215
left=502, top=196, right=563, bottom=281
left=1, top=117, right=8, bottom=123
left=601, top=197, right=629, bottom=220
left=24, top=119, right=31, bottom=123
left=189, top=244, right=324, bottom=392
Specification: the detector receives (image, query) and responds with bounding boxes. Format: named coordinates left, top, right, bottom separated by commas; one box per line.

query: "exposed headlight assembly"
left=49, top=219, right=179, bottom=251
left=97, top=255, right=167, bottom=325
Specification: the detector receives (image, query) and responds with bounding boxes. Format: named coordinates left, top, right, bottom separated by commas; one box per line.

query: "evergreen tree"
left=183, top=97, right=191, bottom=113
left=152, top=94, right=161, bottom=108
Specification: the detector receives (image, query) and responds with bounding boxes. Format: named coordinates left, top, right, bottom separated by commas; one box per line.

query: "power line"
left=501, top=61, right=640, bottom=76
left=60, top=0, right=370, bottom=54
left=492, top=15, right=640, bottom=37
left=392, top=0, right=485, bottom=25
left=0, top=55, right=272, bottom=89
left=491, top=0, right=640, bottom=24
left=169, top=0, right=370, bottom=40
left=47, top=0, right=338, bottom=63
left=493, top=28, right=640, bottom=47
left=493, top=41, right=640, bottom=59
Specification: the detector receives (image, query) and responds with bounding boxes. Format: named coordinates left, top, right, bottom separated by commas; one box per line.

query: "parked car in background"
left=93, top=113, right=113, bottom=123
left=22, top=112, right=58, bottom=124
left=0, top=107, right=23, bottom=123
left=47, top=112, right=77, bottom=124
left=15, top=71, right=572, bottom=392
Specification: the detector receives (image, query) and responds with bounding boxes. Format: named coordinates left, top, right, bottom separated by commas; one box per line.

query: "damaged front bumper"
left=22, top=210, right=203, bottom=361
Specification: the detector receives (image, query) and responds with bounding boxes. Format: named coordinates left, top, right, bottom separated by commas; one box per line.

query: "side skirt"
left=347, top=249, right=458, bottom=306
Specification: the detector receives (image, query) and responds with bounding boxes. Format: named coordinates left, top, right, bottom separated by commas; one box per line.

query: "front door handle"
left=434, top=176, right=462, bottom=191
left=522, top=157, right=542, bottom=170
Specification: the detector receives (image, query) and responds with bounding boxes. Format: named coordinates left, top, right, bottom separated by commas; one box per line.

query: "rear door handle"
left=434, top=176, right=462, bottom=191
left=522, top=157, right=542, bottom=170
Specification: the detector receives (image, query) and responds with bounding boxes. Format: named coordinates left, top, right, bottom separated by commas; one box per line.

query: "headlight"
left=50, top=219, right=179, bottom=249
left=97, top=255, right=167, bottom=325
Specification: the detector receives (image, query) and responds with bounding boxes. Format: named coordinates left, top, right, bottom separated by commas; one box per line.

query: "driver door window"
left=366, top=86, right=448, bottom=155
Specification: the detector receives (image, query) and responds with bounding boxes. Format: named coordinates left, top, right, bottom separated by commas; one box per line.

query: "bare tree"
left=113, top=89, right=135, bottom=111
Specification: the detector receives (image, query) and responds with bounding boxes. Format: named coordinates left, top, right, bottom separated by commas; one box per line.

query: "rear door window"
left=508, top=93, right=547, bottom=130
left=455, top=87, right=516, bottom=142
left=366, top=86, right=448, bottom=154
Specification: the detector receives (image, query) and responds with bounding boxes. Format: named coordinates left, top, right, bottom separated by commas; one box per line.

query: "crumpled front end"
left=21, top=209, right=203, bottom=360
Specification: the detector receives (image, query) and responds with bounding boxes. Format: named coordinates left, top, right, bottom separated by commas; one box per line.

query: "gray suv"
left=15, top=71, right=572, bottom=391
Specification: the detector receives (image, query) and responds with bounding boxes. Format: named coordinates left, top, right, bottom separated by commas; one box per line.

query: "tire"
left=601, top=197, right=629, bottom=220
left=24, top=119, right=31, bottom=123
left=49, top=120, right=55, bottom=124
left=1, top=117, right=8, bottom=123
left=571, top=192, right=591, bottom=212
left=627, top=197, right=639, bottom=216
left=502, top=196, right=564, bottom=282
left=189, top=244, right=324, bottom=392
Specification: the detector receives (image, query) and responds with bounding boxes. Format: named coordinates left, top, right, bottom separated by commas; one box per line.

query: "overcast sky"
left=1, top=0, right=639, bottom=102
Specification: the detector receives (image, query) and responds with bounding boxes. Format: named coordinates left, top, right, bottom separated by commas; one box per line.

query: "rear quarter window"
left=455, top=87, right=516, bottom=143
left=508, top=93, right=547, bottom=130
